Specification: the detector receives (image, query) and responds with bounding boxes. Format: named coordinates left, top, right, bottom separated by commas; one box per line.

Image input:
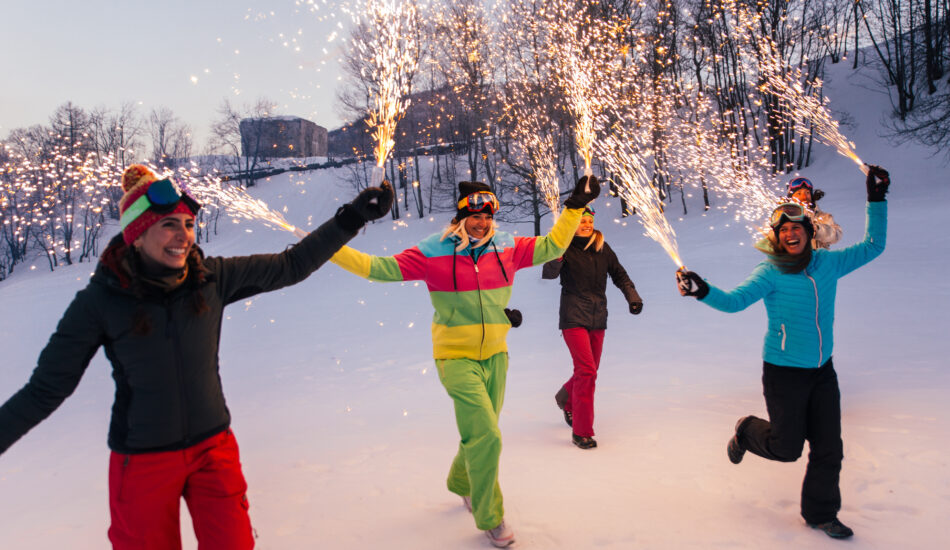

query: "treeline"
left=0, top=96, right=295, bottom=280
left=3, top=1, right=948, bottom=279
left=333, top=0, right=949, bottom=232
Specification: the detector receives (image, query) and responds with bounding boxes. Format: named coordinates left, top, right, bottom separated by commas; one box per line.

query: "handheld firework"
left=676, top=267, right=697, bottom=296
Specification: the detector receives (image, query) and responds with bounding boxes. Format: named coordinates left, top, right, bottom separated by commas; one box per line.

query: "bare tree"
left=207, top=97, right=277, bottom=186
left=149, top=107, right=192, bottom=168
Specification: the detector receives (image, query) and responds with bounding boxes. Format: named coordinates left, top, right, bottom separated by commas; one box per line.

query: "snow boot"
left=808, top=518, right=854, bottom=539
left=484, top=519, right=515, bottom=548
left=727, top=416, right=751, bottom=464
left=555, top=387, right=572, bottom=427
left=572, top=433, right=597, bottom=449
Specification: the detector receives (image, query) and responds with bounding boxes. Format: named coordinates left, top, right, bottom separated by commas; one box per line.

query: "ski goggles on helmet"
left=458, top=191, right=499, bottom=214
left=120, top=177, right=201, bottom=230
left=769, top=202, right=807, bottom=229
left=788, top=177, right=814, bottom=194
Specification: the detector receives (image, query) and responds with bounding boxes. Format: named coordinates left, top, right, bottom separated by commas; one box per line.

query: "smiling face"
left=791, top=187, right=813, bottom=206
left=464, top=212, right=493, bottom=240
left=133, top=213, right=195, bottom=269
left=575, top=215, right=594, bottom=237
left=777, top=221, right=808, bottom=255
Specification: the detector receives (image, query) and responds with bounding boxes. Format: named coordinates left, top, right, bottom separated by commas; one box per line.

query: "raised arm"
left=827, top=166, right=889, bottom=278
left=516, top=176, right=601, bottom=269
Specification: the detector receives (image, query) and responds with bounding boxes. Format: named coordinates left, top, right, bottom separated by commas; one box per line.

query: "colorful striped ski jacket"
left=331, top=207, right=584, bottom=360
left=699, top=201, right=886, bottom=368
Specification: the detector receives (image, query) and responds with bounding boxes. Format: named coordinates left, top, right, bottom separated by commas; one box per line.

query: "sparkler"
left=731, top=2, right=868, bottom=175
left=350, top=0, right=420, bottom=187
left=167, top=164, right=310, bottom=238
left=496, top=0, right=564, bottom=216
left=596, top=130, right=685, bottom=269
left=547, top=1, right=615, bottom=181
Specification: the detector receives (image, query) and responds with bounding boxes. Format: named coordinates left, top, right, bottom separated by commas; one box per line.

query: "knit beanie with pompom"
left=118, top=164, right=195, bottom=245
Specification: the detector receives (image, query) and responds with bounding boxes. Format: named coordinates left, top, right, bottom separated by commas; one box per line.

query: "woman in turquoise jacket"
left=676, top=165, right=890, bottom=540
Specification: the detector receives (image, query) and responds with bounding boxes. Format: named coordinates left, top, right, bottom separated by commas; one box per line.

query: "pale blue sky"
left=0, top=0, right=348, bottom=148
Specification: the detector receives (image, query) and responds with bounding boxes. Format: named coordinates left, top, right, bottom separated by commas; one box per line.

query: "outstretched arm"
left=331, top=243, right=427, bottom=282
left=677, top=264, right=773, bottom=313
left=0, top=291, right=103, bottom=454
left=215, top=183, right=394, bottom=304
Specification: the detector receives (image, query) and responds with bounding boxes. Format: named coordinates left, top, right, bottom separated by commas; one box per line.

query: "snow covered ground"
left=1, top=62, right=948, bottom=549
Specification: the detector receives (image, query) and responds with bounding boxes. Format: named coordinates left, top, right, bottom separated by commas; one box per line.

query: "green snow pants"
left=436, top=352, right=507, bottom=530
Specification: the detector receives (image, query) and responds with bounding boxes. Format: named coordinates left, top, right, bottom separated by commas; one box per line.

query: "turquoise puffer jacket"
left=700, top=202, right=886, bottom=368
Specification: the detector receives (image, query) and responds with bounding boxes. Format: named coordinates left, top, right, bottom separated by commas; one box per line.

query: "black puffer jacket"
left=0, top=216, right=355, bottom=454
left=542, top=235, right=641, bottom=330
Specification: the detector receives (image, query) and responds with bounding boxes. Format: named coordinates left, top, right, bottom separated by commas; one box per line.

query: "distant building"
left=239, top=116, right=327, bottom=158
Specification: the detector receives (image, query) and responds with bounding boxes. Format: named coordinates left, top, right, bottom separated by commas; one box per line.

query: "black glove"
left=629, top=301, right=643, bottom=315
left=335, top=181, right=396, bottom=231
left=865, top=165, right=890, bottom=202
left=563, top=175, right=601, bottom=209
left=676, top=269, right=709, bottom=299
left=504, top=308, right=522, bottom=328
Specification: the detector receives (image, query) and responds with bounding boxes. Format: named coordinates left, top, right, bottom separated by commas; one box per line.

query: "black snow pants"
left=739, top=359, right=843, bottom=524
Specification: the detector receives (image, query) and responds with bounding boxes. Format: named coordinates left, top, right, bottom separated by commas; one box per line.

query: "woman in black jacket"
left=542, top=207, right=642, bottom=449
left=0, top=164, right=393, bottom=549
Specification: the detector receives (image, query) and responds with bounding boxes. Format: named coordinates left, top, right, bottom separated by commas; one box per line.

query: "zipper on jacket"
left=780, top=324, right=786, bottom=351
left=166, top=301, right=190, bottom=442
left=805, top=270, right=822, bottom=367
left=470, top=248, right=486, bottom=360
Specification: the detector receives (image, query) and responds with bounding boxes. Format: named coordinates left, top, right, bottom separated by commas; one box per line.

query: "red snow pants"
left=108, top=428, right=255, bottom=550
left=560, top=327, right=605, bottom=437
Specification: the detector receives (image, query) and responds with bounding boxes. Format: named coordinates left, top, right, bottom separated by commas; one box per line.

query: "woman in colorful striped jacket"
left=330, top=177, right=599, bottom=548
left=676, top=165, right=890, bottom=540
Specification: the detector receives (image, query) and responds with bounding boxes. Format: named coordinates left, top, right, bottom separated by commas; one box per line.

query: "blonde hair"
left=582, top=229, right=605, bottom=252
left=441, top=217, right=497, bottom=251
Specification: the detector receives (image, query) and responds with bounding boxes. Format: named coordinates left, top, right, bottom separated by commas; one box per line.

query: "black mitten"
left=335, top=181, right=395, bottom=231
left=676, top=269, right=709, bottom=299
left=563, top=176, right=601, bottom=209
left=504, top=308, right=523, bottom=328
left=865, top=165, right=890, bottom=202
left=629, top=301, right=643, bottom=315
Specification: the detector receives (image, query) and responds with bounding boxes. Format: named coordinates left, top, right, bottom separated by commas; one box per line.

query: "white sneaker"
left=485, top=519, right=515, bottom=548
left=462, top=495, right=472, bottom=513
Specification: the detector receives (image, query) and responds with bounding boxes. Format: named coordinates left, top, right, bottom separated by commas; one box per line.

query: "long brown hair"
left=101, top=240, right=210, bottom=335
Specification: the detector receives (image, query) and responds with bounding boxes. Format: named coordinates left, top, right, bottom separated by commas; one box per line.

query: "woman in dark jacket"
left=0, top=164, right=393, bottom=549
left=542, top=207, right=642, bottom=449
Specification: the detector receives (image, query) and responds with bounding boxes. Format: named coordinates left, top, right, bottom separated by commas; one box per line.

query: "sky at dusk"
left=0, top=0, right=349, bottom=147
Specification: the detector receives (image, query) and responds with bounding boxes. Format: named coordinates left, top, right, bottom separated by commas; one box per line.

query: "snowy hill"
left=1, top=60, right=949, bottom=549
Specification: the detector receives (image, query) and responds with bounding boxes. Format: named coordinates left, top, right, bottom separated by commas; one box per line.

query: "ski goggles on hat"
left=120, top=177, right=201, bottom=230
left=788, top=177, right=814, bottom=194
left=769, top=202, right=807, bottom=229
left=582, top=206, right=595, bottom=217
left=458, top=191, right=499, bottom=214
